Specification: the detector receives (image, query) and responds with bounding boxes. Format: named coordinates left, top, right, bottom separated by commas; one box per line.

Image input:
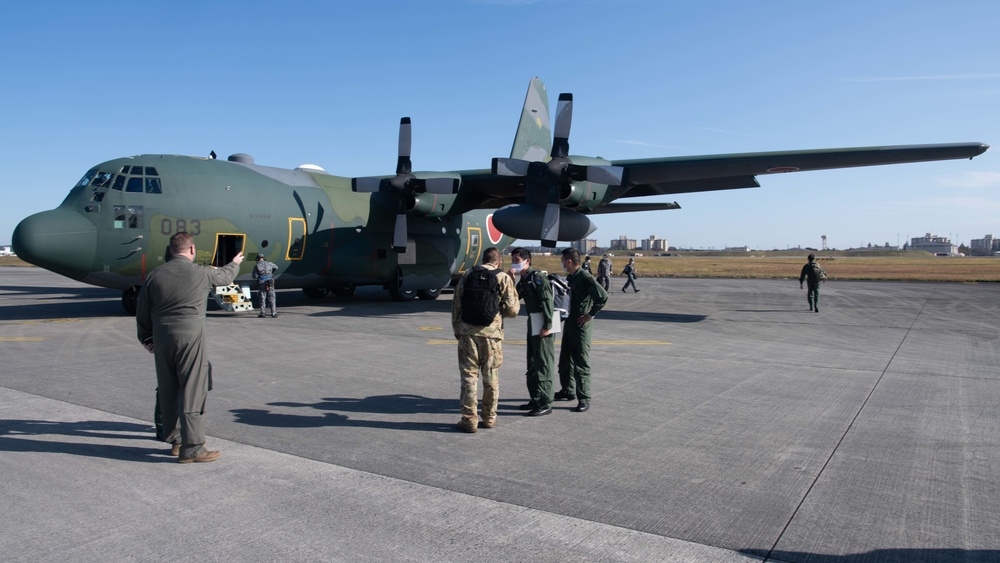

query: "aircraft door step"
left=212, top=284, right=254, bottom=312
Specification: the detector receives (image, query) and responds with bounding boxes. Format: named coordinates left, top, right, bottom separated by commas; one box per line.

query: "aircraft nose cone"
left=12, top=208, right=97, bottom=281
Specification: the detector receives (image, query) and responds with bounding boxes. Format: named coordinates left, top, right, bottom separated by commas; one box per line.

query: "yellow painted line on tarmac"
left=0, top=318, right=83, bottom=326
left=418, top=326, right=443, bottom=331
left=427, top=339, right=670, bottom=346
left=0, top=337, right=47, bottom=342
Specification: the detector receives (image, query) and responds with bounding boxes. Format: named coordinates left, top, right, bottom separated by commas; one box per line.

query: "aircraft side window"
left=145, top=167, right=158, bottom=176
left=75, top=168, right=98, bottom=188
left=92, top=171, right=113, bottom=188
left=145, top=177, right=161, bottom=194
left=112, top=175, right=125, bottom=191
left=113, top=205, right=126, bottom=229
left=120, top=165, right=134, bottom=174
left=90, top=191, right=105, bottom=202
left=128, top=206, right=143, bottom=229
left=126, top=177, right=143, bottom=193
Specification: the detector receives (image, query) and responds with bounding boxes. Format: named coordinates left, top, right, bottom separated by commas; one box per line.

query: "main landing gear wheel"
left=121, top=286, right=139, bottom=316
left=388, top=285, right=417, bottom=302
left=331, top=284, right=356, bottom=298
left=417, top=288, right=441, bottom=300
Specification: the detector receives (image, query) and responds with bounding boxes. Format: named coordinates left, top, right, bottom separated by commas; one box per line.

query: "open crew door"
left=212, top=233, right=246, bottom=266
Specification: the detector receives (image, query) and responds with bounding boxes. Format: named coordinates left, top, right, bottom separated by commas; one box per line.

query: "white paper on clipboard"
left=530, top=311, right=563, bottom=335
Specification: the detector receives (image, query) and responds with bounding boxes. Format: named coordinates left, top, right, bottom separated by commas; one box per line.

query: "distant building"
left=640, top=235, right=668, bottom=252
left=970, top=234, right=1000, bottom=256
left=609, top=235, right=637, bottom=251
left=909, top=233, right=958, bottom=256
left=0, top=245, right=14, bottom=256
left=571, top=238, right=598, bottom=255
left=724, top=246, right=750, bottom=252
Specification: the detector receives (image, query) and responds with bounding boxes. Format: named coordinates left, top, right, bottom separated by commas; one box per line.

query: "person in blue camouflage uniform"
left=451, top=247, right=520, bottom=433
left=252, top=254, right=278, bottom=317
left=507, top=247, right=556, bottom=417
left=621, top=257, right=639, bottom=293
left=596, top=254, right=612, bottom=291
left=554, top=248, right=609, bottom=412
left=137, top=232, right=243, bottom=463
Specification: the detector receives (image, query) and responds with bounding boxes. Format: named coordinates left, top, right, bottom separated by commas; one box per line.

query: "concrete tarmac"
left=1, top=267, right=998, bottom=562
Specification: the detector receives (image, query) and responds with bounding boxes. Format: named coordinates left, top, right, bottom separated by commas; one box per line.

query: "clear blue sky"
left=2, top=0, right=997, bottom=250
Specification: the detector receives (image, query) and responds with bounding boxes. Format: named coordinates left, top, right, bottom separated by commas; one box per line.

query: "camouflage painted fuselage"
left=14, top=154, right=515, bottom=293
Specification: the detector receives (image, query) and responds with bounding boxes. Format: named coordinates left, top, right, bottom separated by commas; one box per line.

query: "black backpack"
left=548, top=273, right=570, bottom=320
left=460, top=266, right=501, bottom=326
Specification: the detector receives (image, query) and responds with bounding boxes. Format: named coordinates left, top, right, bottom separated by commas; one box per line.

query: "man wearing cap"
left=252, top=253, right=279, bottom=318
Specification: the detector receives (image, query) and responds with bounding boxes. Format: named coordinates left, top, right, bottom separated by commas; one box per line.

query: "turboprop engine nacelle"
left=492, top=203, right=596, bottom=243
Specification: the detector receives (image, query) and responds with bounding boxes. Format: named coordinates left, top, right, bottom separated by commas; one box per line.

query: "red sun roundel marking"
left=486, top=214, right=503, bottom=244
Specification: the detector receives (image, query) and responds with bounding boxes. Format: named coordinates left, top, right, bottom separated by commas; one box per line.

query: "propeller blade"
left=393, top=213, right=408, bottom=253
left=551, top=93, right=572, bottom=158
left=396, top=117, right=412, bottom=175
left=492, top=157, right=531, bottom=177
left=540, top=202, right=560, bottom=247
left=352, top=177, right=385, bottom=193
left=570, top=164, right=629, bottom=186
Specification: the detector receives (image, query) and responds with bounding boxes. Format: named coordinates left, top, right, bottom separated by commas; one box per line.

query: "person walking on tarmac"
left=507, top=247, right=556, bottom=417
left=451, top=247, right=520, bottom=433
left=136, top=232, right=244, bottom=463
left=799, top=253, right=827, bottom=312
left=621, top=257, right=639, bottom=293
left=252, top=254, right=279, bottom=318
left=554, top=248, right=609, bottom=412
left=582, top=255, right=593, bottom=274
left=596, top=254, right=612, bottom=291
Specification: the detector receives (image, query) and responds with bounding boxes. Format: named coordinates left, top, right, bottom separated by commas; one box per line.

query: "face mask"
left=561, top=262, right=569, bottom=273
left=510, top=261, right=526, bottom=273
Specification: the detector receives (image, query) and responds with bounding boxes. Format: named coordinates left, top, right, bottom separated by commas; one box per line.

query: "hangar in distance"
left=12, top=78, right=989, bottom=313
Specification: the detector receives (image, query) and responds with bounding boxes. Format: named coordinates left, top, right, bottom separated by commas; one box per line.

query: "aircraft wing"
left=455, top=142, right=988, bottom=210
left=611, top=142, right=988, bottom=197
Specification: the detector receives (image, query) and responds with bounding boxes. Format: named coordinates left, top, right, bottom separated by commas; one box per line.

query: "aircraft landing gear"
left=122, top=286, right=139, bottom=316
left=330, top=284, right=356, bottom=298
left=417, top=288, right=441, bottom=300
left=388, top=285, right=417, bottom=302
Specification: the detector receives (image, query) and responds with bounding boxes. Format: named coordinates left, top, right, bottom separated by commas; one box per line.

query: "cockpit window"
left=126, top=177, right=144, bottom=193
left=145, top=167, right=158, bottom=176
left=75, top=168, right=98, bottom=188
left=92, top=171, right=113, bottom=188
left=145, top=178, right=162, bottom=194
left=112, top=175, right=125, bottom=191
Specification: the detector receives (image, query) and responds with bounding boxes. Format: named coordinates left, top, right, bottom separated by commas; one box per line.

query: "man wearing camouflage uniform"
left=137, top=232, right=244, bottom=463
left=555, top=248, right=609, bottom=413
left=451, top=247, right=520, bottom=433
left=596, top=254, right=612, bottom=291
left=799, top=253, right=826, bottom=313
left=507, top=247, right=556, bottom=417
left=252, top=253, right=279, bottom=318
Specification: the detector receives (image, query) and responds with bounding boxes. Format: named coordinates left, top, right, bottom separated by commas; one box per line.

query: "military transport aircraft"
left=12, top=78, right=989, bottom=314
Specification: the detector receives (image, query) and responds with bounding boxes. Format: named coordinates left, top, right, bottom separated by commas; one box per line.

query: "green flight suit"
left=516, top=267, right=556, bottom=409
left=136, top=258, right=240, bottom=458
left=557, top=268, right=609, bottom=402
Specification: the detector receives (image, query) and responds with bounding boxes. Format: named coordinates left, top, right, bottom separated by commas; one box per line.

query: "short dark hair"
left=482, top=247, right=501, bottom=266
left=808, top=253, right=815, bottom=262
left=561, top=247, right=581, bottom=265
left=510, top=247, right=531, bottom=262
left=169, top=232, right=193, bottom=256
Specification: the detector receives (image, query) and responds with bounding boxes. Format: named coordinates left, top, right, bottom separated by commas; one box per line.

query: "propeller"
left=492, top=94, right=628, bottom=246
left=353, top=118, right=459, bottom=252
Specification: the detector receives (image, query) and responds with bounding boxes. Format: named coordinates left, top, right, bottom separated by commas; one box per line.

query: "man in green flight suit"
left=137, top=232, right=244, bottom=463
left=507, top=247, right=556, bottom=417
left=554, top=248, right=609, bottom=412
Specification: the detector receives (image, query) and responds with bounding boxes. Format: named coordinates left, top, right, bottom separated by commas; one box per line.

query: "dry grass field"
left=3, top=254, right=999, bottom=282
left=528, top=254, right=1000, bottom=283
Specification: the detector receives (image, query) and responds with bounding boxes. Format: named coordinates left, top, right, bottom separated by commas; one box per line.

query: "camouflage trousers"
left=457, top=335, right=503, bottom=424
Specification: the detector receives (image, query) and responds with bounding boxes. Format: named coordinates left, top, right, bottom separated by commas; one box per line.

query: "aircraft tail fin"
left=509, top=78, right=551, bottom=160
